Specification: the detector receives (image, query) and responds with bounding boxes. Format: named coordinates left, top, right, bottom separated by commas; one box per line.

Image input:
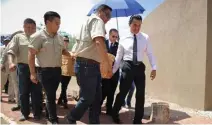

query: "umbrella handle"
left=116, top=10, right=119, bottom=41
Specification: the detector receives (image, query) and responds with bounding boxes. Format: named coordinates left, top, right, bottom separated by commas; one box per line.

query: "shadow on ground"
left=0, top=93, right=195, bottom=124
left=116, top=106, right=191, bottom=124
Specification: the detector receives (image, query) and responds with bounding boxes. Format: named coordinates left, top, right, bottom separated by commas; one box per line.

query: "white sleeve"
left=112, top=43, right=124, bottom=73
left=145, top=36, right=157, bottom=70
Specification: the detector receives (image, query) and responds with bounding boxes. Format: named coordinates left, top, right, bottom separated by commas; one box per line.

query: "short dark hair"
left=96, top=4, right=112, bottom=12
left=24, top=18, right=36, bottom=25
left=109, top=28, right=118, bottom=34
left=129, top=15, right=142, bottom=25
left=44, top=11, right=60, bottom=24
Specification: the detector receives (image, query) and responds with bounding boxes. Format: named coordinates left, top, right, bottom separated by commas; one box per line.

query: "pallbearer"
left=28, top=11, right=71, bottom=124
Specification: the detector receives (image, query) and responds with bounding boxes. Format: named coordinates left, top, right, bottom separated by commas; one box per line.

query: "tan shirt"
left=0, top=46, right=6, bottom=64
left=72, top=14, right=105, bottom=62
left=1, top=43, right=18, bottom=73
left=1, top=42, right=12, bottom=65
left=7, top=33, right=30, bottom=64
left=28, top=29, right=65, bottom=68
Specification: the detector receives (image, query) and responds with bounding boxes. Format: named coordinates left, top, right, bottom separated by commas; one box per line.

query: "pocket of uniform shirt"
left=19, top=42, right=29, bottom=50
left=56, top=41, right=63, bottom=52
left=42, top=42, right=52, bottom=51
left=19, top=37, right=29, bottom=46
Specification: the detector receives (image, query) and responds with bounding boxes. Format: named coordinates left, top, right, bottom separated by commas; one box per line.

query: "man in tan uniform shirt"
left=1, top=36, right=11, bottom=97
left=1, top=33, right=23, bottom=111
left=28, top=11, right=71, bottom=124
left=0, top=36, right=16, bottom=103
left=66, top=4, right=112, bottom=124
left=7, top=18, right=43, bottom=121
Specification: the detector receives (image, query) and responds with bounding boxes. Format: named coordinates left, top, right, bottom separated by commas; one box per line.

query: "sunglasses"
left=64, top=40, right=69, bottom=42
left=112, top=35, right=118, bottom=38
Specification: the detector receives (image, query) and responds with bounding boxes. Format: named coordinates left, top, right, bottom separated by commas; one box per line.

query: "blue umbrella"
left=87, top=0, right=145, bottom=30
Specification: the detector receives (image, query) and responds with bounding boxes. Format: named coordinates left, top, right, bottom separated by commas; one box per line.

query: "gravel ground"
left=0, top=117, right=9, bottom=125
left=133, top=95, right=212, bottom=119
left=70, top=77, right=212, bottom=120
left=112, top=81, right=212, bottom=120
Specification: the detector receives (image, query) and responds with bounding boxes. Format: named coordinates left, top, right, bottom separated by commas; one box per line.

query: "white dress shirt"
left=112, top=32, right=157, bottom=73
left=108, top=40, right=114, bottom=48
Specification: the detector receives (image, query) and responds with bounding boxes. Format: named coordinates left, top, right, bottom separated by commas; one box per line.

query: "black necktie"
left=110, top=42, right=113, bottom=52
left=133, top=34, right=138, bottom=64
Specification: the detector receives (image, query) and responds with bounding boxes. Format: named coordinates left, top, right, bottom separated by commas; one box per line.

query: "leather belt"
left=125, top=60, right=143, bottom=65
left=76, top=57, right=99, bottom=64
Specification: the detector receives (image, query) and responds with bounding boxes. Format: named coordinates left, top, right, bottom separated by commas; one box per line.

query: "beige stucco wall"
left=142, top=0, right=211, bottom=110
left=205, top=0, right=212, bottom=110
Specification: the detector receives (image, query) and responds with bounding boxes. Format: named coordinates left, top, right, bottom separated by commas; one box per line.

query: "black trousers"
left=37, top=67, right=61, bottom=122
left=112, top=61, right=146, bottom=122
left=59, top=75, right=71, bottom=103
left=4, top=79, right=9, bottom=93
left=101, top=70, right=119, bottom=113
left=18, top=63, right=42, bottom=117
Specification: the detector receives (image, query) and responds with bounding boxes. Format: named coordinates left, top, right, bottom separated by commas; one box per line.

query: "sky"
left=1, top=0, right=164, bottom=37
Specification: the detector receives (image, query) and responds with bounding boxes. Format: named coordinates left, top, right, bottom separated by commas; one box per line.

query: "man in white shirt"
left=111, top=15, right=157, bottom=124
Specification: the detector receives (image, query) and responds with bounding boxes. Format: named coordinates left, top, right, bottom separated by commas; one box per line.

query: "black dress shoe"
left=11, top=105, right=21, bottom=111
left=112, top=114, right=121, bottom=124
left=47, top=120, right=59, bottom=125
left=127, top=103, right=132, bottom=108
left=133, top=119, right=142, bottom=124
left=63, top=103, right=68, bottom=109
left=51, top=120, right=59, bottom=124
left=65, top=116, right=76, bottom=124
left=57, top=98, right=63, bottom=105
left=67, top=119, right=76, bottom=124
left=8, top=100, right=16, bottom=103
left=106, top=111, right=112, bottom=116
left=74, top=96, right=79, bottom=102
left=19, top=115, right=29, bottom=121
left=45, top=108, right=49, bottom=120
left=34, top=116, right=41, bottom=121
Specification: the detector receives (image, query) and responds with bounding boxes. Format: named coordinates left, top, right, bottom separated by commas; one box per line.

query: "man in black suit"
left=100, top=29, right=119, bottom=115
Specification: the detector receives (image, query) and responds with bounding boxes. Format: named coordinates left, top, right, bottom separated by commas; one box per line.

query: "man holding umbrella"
left=67, top=4, right=113, bottom=124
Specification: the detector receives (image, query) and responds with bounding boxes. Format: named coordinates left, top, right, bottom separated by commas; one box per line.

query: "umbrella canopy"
left=87, top=0, right=145, bottom=18
left=87, top=0, right=145, bottom=31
